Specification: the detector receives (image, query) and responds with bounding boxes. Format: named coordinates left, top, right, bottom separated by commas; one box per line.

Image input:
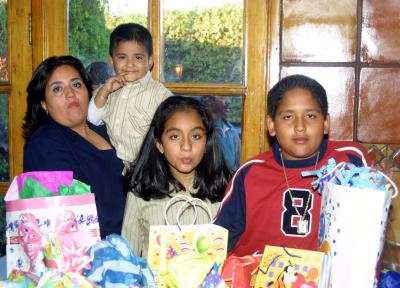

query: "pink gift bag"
left=5, top=172, right=101, bottom=278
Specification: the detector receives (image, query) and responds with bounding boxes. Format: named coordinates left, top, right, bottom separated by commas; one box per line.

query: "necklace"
left=280, top=149, right=320, bottom=234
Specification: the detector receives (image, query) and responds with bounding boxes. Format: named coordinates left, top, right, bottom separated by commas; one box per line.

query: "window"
left=68, top=0, right=147, bottom=67
left=162, top=0, right=243, bottom=83
left=0, top=0, right=6, bottom=83
left=0, top=0, right=8, bottom=184
left=67, top=0, right=256, bottom=167
left=0, top=94, right=8, bottom=182
left=0, top=0, right=33, bottom=192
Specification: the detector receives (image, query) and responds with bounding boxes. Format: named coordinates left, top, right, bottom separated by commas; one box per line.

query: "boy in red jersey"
left=214, top=74, right=371, bottom=256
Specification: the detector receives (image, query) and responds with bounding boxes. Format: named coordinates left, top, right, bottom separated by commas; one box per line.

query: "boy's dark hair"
left=125, top=96, right=232, bottom=203
left=267, top=74, right=328, bottom=119
left=109, top=23, right=153, bottom=57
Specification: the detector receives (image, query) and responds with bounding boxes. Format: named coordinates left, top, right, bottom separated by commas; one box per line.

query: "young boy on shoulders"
left=214, top=74, right=371, bottom=256
left=88, top=23, right=173, bottom=165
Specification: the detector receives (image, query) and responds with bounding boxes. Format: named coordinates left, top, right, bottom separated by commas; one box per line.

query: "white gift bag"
left=318, top=163, right=398, bottom=288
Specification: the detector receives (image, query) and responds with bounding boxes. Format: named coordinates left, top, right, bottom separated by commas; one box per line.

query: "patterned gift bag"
left=318, top=163, right=397, bottom=288
left=254, top=245, right=331, bottom=288
left=222, top=254, right=262, bottom=288
left=5, top=172, right=100, bottom=279
left=147, top=195, right=228, bottom=288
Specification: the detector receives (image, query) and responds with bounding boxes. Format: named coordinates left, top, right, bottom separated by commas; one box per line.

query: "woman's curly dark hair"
left=23, top=55, right=93, bottom=140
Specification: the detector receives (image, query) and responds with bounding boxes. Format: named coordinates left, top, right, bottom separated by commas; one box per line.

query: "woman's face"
left=42, top=65, right=89, bottom=129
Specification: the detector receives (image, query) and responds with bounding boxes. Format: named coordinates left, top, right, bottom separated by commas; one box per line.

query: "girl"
left=121, top=95, right=233, bottom=257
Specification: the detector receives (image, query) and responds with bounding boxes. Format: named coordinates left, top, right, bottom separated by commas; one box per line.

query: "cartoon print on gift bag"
left=9, top=210, right=97, bottom=275
left=265, top=260, right=318, bottom=288
left=254, top=246, right=328, bottom=288
left=17, top=213, right=45, bottom=273
left=18, top=210, right=97, bottom=272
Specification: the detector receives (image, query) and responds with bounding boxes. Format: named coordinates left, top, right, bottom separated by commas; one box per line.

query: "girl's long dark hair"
left=23, top=55, right=93, bottom=140
left=126, top=96, right=232, bottom=202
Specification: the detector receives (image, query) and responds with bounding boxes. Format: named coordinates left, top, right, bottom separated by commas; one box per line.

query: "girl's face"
left=42, top=65, right=89, bottom=130
left=267, top=88, right=330, bottom=160
left=156, top=108, right=207, bottom=182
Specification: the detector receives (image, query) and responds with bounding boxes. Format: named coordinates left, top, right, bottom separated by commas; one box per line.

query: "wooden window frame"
left=3, top=0, right=279, bottom=192
left=149, top=0, right=272, bottom=162
left=1, top=0, right=33, bottom=193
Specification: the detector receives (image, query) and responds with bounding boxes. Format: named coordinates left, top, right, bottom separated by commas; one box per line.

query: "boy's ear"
left=148, top=56, right=154, bottom=70
left=108, top=55, right=114, bottom=67
left=266, top=116, right=276, bottom=137
left=155, top=139, right=164, bottom=154
left=323, top=113, right=331, bottom=135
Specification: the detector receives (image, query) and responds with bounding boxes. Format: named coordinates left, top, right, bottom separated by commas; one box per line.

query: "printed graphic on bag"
left=318, top=181, right=393, bottom=288
left=6, top=194, right=100, bottom=277
left=254, top=245, right=329, bottom=288
left=148, top=225, right=228, bottom=287
left=222, top=254, right=262, bottom=288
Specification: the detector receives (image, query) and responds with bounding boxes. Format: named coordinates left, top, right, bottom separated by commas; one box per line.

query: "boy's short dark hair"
left=109, top=23, right=153, bottom=57
left=267, top=74, right=328, bottom=119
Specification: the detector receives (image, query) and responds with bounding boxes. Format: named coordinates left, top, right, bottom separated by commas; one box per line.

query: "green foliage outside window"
left=105, top=12, right=146, bottom=30
left=69, top=0, right=111, bottom=66
left=69, top=0, right=147, bottom=66
left=0, top=0, right=8, bottom=183
left=69, top=1, right=242, bottom=83
left=68, top=1, right=243, bottom=125
left=0, top=0, right=6, bottom=56
left=164, top=5, right=243, bottom=83
left=0, top=0, right=8, bottom=82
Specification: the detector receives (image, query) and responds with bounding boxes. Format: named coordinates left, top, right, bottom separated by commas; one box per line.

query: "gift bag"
left=222, top=254, right=262, bottom=288
left=317, top=162, right=398, bottom=288
left=5, top=171, right=101, bottom=278
left=147, top=195, right=228, bottom=288
left=254, top=245, right=331, bottom=288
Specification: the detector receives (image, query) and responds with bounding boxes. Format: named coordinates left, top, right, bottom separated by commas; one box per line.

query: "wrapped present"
left=378, top=270, right=400, bottom=288
left=84, top=234, right=155, bottom=288
left=5, top=171, right=100, bottom=278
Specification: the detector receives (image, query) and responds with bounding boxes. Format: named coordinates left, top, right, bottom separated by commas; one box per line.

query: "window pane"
left=0, top=93, right=9, bottom=182
left=163, top=0, right=244, bottom=83
left=68, top=0, right=147, bottom=82
left=0, top=194, right=5, bottom=256
left=0, top=0, right=8, bottom=82
left=191, top=95, right=242, bottom=171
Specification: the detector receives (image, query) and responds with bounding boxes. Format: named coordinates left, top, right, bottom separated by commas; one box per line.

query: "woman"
left=23, top=55, right=126, bottom=238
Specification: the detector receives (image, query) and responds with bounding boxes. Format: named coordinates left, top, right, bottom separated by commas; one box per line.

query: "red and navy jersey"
left=214, top=140, right=371, bottom=256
